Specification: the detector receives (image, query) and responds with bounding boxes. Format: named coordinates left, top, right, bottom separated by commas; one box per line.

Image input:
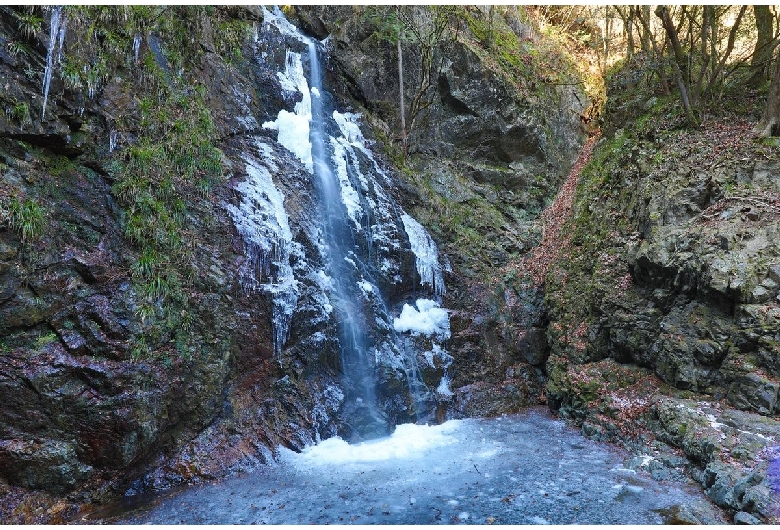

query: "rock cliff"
left=540, top=75, right=780, bottom=521
left=293, top=5, right=587, bottom=414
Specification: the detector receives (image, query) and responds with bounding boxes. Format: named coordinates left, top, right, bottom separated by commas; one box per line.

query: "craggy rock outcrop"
left=0, top=5, right=353, bottom=520
left=541, top=78, right=780, bottom=522
left=0, top=6, right=278, bottom=511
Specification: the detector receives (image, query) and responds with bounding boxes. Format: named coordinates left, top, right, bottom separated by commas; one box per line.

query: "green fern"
left=14, top=10, right=43, bottom=39
left=10, top=101, right=32, bottom=127
left=7, top=198, right=44, bottom=242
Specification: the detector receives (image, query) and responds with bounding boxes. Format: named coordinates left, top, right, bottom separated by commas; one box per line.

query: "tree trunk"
left=635, top=6, right=670, bottom=95
left=692, top=6, right=712, bottom=104
left=655, top=6, right=687, bottom=79
left=625, top=7, right=634, bottom=60
left=639, top=5, right=651, bottom=52
left=754, top=53, right=780, bottom=137
left=705, top=5, right=747, bottom=96
left=749, top=5, right=775, bottom=86
left=397, top=38, right=407, bottom=159
left=656, top=5, right=698, bottom=126
left=601, top=6, right=611, bottom=70
left=615, top=6, right=634, bottom=61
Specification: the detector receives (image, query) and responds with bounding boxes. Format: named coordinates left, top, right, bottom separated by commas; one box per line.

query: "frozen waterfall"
left=227, top=6, right=452, bottom=440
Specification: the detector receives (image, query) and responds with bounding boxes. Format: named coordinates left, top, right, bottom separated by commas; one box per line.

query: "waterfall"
left=305, top=37, right=389, bottom=437
left=42, top=5, right=65, bottom=120
left=235, top=7, right=452, bottom=440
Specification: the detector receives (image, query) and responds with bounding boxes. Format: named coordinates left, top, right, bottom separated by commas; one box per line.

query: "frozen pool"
left=112, top=409, right=725, bottom=524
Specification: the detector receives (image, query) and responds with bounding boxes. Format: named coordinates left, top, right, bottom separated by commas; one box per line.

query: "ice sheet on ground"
left=118, top=410, right=728, bottom=525
left=281, top=421, right=461, bottom=467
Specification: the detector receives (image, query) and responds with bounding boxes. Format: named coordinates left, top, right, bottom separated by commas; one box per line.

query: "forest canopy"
left=531, top=5, right=780, bottom=132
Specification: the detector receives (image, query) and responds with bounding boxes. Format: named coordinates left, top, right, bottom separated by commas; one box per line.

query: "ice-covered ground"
left=114, top=409, right=725, bottom=524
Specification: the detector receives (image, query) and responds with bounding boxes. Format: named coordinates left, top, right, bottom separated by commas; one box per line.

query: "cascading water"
left=228, top=7, right=453, bottom=441
left=305, top=38, right=389, bottom=436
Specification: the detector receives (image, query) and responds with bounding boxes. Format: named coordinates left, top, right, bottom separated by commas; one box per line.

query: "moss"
left=408, top=177, right=524, bottom=280
left=8, top=100, right=32, bottom=127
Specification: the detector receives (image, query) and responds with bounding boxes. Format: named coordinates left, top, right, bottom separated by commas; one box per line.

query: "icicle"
left=401, top=213, right=446, bottom=296
left=133, top=33, right=142, bottom=64
left=109, top=130, right=118, bottom=152
left=223, top=141, right=299, bottom=364
left=42, top=6, right=64, bottom=120
left=56, top=14, right=66, bottom=61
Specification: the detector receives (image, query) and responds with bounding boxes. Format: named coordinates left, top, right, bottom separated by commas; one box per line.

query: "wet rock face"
left=1, top=5, right=455, bottom=504
left=0, top=6, right=278, bottom=499
left=2, top=5, right=588, bottom=516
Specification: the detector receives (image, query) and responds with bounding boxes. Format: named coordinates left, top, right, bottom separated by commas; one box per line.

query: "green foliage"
left=364, top=7, right=404, bottom=45
left=1, top=197, right=45, bottom=242
left=49, top=6, right=240, bottom=361
left=214, top=17, right=252, bottom=64
left=34, top=331, right=58, bottom=349
left=59, top=57, right=83, bottom=90
left=111, top=80, right=223, bottom=360
left=59, top=6, right=248, bottom=99
left=458, top=6, right=581, bottom=95
left=13, top=9, right=43, bottom=39
left=9, top=101, right=32, bottom=127
left=6, top=40, right=31, bottom=57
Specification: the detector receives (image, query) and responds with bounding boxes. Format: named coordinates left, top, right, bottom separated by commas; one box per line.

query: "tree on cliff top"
left=541, top=5, right=779, bottom=130
left=365, top=6, right=459, bottom=161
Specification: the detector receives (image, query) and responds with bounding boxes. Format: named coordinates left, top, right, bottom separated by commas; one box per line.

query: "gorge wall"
left=3, top=5, right=778, bottom=525
left=0, top=5, right=587, bottom=521
left=538, top=73, right=780, bottom=521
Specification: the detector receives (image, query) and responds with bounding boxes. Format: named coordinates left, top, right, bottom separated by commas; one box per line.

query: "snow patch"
left=333, top=111, right=365, bottom=145
left=330, top=138, right=363, bottom=227
left=394, top=299, right=450, bottom=339
left=437, top=375, right=453, bottom=397
left=281, top=420, right=461, bottom=466
left=262, top=50, right=313, bottom=172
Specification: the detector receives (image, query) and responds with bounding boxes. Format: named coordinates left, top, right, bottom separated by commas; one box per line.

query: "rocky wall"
left=542, top=87, right=780, bottom=521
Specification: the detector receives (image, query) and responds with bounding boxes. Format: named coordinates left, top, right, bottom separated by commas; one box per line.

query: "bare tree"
left=393, top=6, right=456, bottom=159
left=656, top=5, right=697, bottom=125
left=749, top=5, right=776, bottom=86
left=397, top=37, right=407, bottom=155
left=754, top=52, right=780, bottom=137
